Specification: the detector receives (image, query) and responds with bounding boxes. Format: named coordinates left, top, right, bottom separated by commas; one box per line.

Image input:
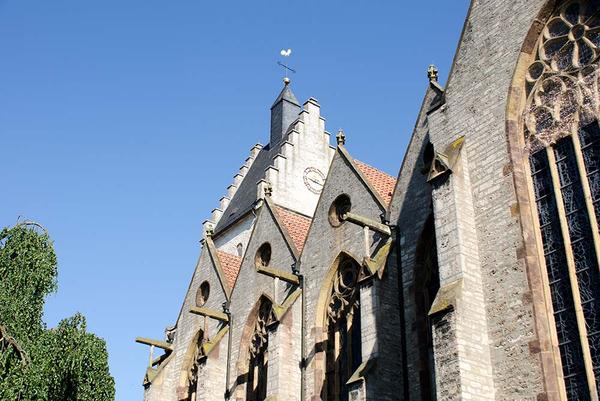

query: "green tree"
left=0, top=223, right=115, bottom=401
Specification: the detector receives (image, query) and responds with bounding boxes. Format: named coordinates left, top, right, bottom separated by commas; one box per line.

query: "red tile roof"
left=273, top=205, right=312, bottom=254
left=354, top=160, right=397, bottom=206
left=216, top=250, right=242, bottom=289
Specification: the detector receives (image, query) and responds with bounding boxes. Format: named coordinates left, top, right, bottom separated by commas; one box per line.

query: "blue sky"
left=0, top=1, right=469, bottom=400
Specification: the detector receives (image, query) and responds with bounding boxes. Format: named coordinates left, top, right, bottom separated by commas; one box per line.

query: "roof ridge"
left=354, top=159, right=396, bottom=180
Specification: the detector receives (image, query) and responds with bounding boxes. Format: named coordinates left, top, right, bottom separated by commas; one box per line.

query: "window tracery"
left=525, top=1, right=600, bottom=152
left=324, top=258, right=362, bottom=401
left=246, top=298, right=273, bottom=401
left=183, top=330, right=204, bottom=401
left=524, top=1, right=600, bottom=399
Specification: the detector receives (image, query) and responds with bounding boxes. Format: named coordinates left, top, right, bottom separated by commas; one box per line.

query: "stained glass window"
left=531, top=149, right=590, bottom=400
left=524, top=1, right=600, bottom=399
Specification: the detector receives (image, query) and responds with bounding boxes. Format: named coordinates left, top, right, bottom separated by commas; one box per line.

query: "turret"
left=270, top=78, right=301, bottom=145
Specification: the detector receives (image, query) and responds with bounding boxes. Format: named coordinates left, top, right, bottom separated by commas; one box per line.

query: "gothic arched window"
left=524, top=1, right=600, bottom=399
left=181, top=330, right=204, bottom=401
left=246, top=297, right=273, bottom=401
left=324, top=257, right=362, bottom=401
left=414, top=213, right=439, bottom=401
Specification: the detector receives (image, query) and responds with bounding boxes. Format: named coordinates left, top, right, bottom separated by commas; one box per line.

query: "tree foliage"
left=0, top=223, right=115, bottom=401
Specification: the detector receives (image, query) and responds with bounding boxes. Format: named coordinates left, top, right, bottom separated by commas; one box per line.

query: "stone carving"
left=524, top=0, right=600, bottom=152
left=249, top=299, right=273, bottom=358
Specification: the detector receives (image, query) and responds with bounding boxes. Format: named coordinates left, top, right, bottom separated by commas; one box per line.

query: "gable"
left=300, top=148, right=390, bottom=273
left=230, top=200, right=298, bottom=300
left=175, top=246, right=229, bottom=327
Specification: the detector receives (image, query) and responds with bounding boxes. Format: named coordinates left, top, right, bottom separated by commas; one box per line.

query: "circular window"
left=339, top=260, right=359, bottom=289
left=196, top=281, right=210, bottom=307
left=328, top=194, right=352, bottom=227
left=255, top=243, right=272, bottom=268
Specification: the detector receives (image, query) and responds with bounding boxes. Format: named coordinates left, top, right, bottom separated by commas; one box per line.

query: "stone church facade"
left=137, top=0, right=600, bottom=400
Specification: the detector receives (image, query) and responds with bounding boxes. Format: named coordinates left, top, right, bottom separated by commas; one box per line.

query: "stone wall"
left=395, top=0, right=553, bottom=399
left=300, top=149, right=402, bottom=401
left=389, top=86, right=438, bottom=401
left=227, top=201, right=301, bottom=400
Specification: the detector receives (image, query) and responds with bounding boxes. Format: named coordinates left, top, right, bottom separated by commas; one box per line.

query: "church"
left=137, top=0, right=600, bottom=400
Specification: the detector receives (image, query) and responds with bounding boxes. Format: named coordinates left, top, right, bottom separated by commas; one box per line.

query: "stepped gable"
left=215, top=143, right=276, bottom=232
left=273, top=205, right=312, bottom=254
left=215, top=82, right=306, bottom=233
left=354, top=160, right=396, bottom=206
left=216, top=250, right=242, bottom=289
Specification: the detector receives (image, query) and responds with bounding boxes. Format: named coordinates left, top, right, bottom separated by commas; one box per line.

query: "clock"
left=303, top=167, right=325, bottom=194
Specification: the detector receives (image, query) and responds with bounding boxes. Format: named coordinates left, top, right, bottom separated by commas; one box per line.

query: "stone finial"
left=336, top=129, right=346, bottom=146
left=427, top=64, right=439, bottom=82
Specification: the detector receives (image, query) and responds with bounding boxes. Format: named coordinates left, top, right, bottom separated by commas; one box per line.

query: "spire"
left=270, top=78, right=300, bottom=145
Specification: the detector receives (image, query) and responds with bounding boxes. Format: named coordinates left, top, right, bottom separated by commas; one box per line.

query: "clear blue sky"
left=0, top=1, right=469, bottom=400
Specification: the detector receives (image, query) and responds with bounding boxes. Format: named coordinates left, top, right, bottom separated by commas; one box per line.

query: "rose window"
left=525, top=0, right=600, bottom=151
left=542, top=2, right=600, bottom=71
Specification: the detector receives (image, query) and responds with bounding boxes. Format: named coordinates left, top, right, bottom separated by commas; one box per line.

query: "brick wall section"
left=431, top=311, right=461, bottom=401
left=266, top=301, right=302, bottom=401
left=196, top=337, right=228, bottom=401
left=430, top=151, right=495, bottom=400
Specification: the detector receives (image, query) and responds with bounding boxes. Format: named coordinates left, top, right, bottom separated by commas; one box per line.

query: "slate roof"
left=215, top=143, right=275, bottom=233
left=216, top=250, right=242, bottom=289
left=273, top=205, right=312, bottom=254
left=215, top=85, right=302, bottom=234
left=271, top=83, right=300, bottom=108
left=354, top=160, right=397, bottom=206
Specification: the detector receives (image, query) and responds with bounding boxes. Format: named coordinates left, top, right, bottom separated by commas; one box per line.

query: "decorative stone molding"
left=425, top=136, right=465, bottom=183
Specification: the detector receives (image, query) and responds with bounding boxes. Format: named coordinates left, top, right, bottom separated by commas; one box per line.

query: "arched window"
left=414, top=213, right=439, bottom=401
left=246, top=297, right=273, bottom=401
left=523, top=1, right=600, bottom=398
left=181, top=330, right=204, bottom=401
left=324, top=257, right=362, bottom=401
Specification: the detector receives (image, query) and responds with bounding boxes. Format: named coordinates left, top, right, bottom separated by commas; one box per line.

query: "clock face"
left=303, top=167, right=325, bottom=194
